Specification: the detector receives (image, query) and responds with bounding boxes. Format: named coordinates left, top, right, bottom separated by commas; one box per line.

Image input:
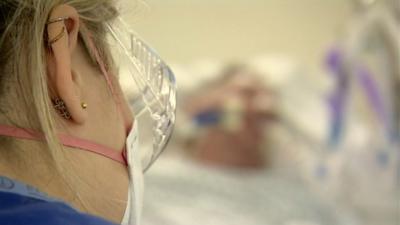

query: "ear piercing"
left=46, top=17, right=70, bottom=25
left=47, top=27, right=66, bottom=46
left=81, top=102, right=88, bottom=109
left=46, top=17, right=70, bottom=46
left=52, top=98, right=72, bottom=120
left=47, top=16, right=88, bottom=118
left=52, top=98, right=88, bottom=120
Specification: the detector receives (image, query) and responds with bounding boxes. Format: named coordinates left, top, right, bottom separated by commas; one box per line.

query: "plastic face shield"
left=106, top=18, right=177, bottom=172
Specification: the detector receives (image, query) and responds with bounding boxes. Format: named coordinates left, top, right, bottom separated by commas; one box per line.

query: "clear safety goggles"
left=105, top=18, right=177, bottom=172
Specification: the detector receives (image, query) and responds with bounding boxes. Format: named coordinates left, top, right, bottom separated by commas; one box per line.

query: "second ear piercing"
left=81, top=102, right=88, bottom=109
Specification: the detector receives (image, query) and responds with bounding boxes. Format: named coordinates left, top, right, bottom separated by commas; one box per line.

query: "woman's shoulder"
left=0, top=176, right=116, bottom=225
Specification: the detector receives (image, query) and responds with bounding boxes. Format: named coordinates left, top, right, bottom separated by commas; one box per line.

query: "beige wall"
left=122, top=0, right=353, bottom=72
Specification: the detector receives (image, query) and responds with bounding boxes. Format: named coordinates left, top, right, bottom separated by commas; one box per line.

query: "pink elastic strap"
left=0, top=125, right=127, bottom=166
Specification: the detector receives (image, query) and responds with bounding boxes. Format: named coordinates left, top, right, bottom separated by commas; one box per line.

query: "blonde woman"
left=0, top=1, right=156, bottom=224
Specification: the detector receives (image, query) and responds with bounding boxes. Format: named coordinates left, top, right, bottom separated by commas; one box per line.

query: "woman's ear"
left=46, top=4, right=87, bottom=124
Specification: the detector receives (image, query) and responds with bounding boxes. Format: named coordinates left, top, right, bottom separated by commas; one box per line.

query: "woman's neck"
left=0, top=139, right=129, bottom=223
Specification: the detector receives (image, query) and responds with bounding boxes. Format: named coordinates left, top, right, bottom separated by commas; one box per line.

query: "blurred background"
left=121, top=0, right=399, bottom=225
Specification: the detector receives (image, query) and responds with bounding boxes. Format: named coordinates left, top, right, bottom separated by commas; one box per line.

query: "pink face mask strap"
left=59, top=134, right=128, bottom=165
left=0, top=124, right=127, bottom=166
left=0, top=125, right=43, bottom=141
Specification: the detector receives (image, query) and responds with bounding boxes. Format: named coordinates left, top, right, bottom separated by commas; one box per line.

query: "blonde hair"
left=0, top=0, right=119, bottom=207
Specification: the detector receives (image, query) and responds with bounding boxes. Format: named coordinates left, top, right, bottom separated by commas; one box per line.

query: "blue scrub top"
left=0, top=176, right=116, bottom=225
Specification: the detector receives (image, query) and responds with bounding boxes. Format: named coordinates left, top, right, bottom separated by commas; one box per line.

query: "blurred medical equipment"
left=137, top=1, right=398, bottom=224
left=231, top=1, right=399, bottom=224
left=298, top=1, right=399, bottom=224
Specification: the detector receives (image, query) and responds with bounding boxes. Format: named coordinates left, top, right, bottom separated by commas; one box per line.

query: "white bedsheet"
left=142, top=156, right=360, bottom=225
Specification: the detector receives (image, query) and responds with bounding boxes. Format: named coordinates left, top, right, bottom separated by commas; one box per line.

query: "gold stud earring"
left=81, top=102, right=88, bottom=109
